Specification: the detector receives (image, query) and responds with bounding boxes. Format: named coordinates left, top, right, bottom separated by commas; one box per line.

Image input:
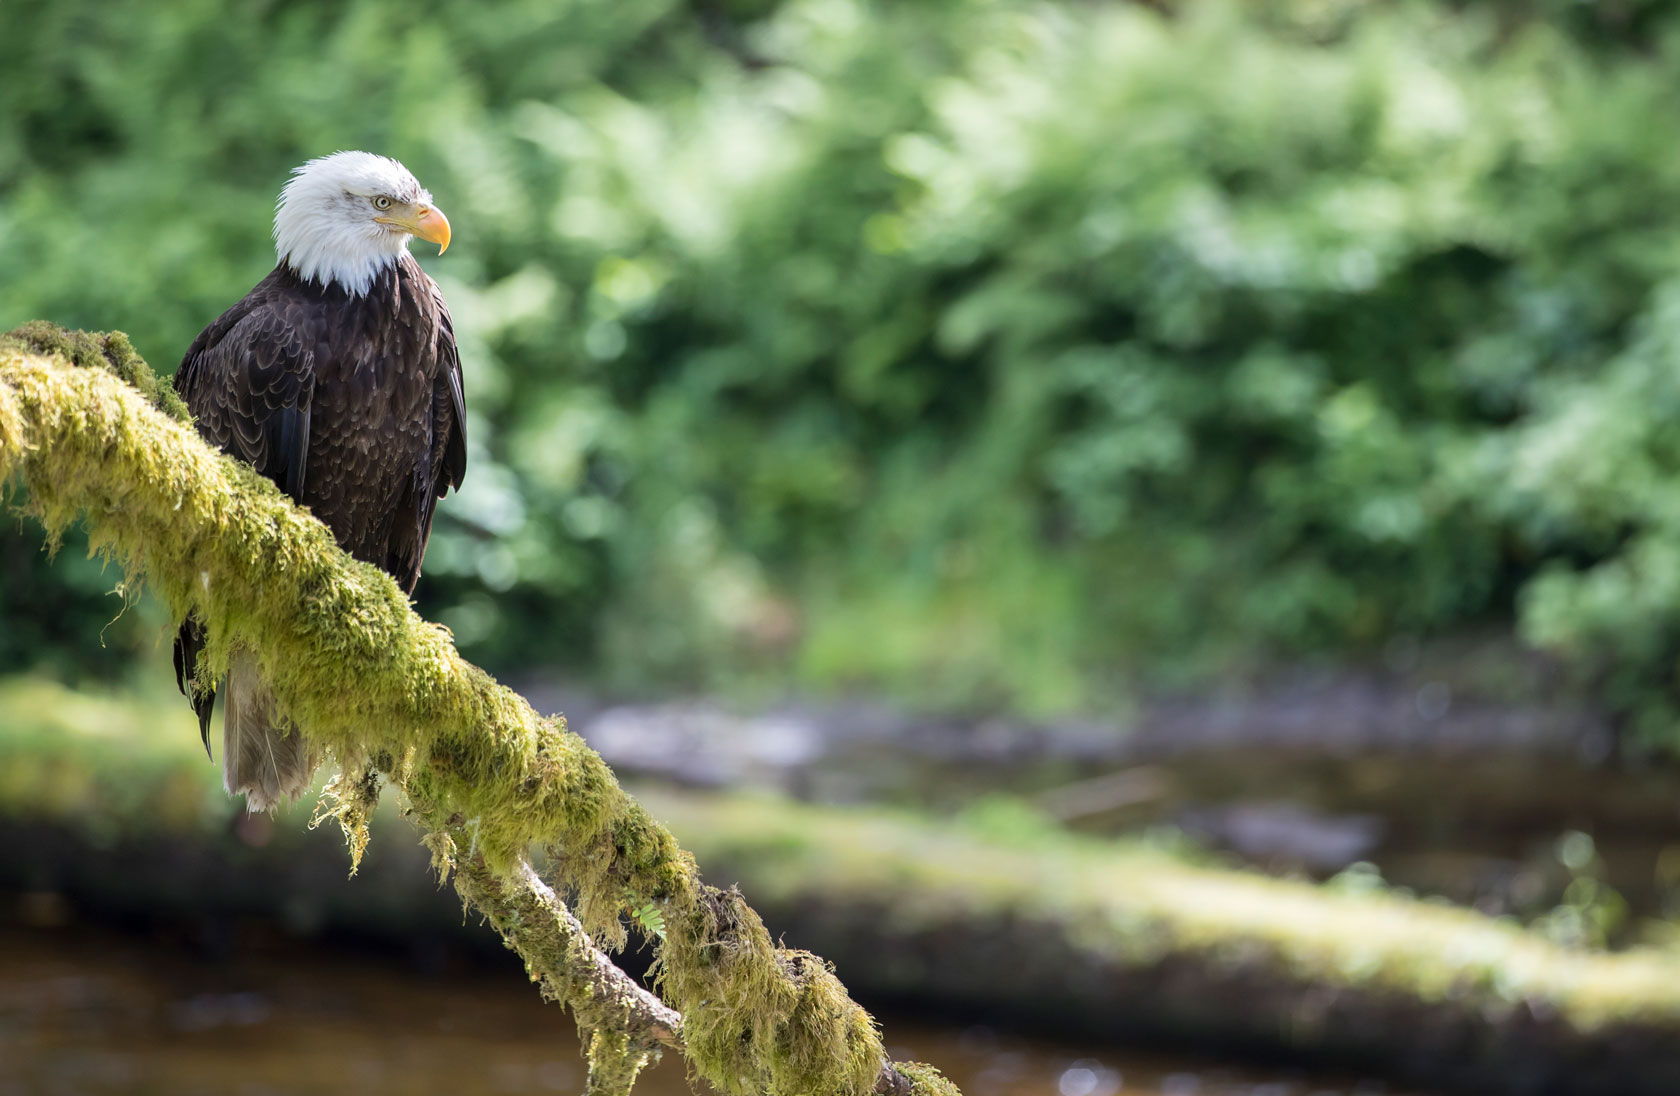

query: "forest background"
left=8, top=0, right=1680, bottom=743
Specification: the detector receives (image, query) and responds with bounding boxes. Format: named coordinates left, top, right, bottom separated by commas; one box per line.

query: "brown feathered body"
left=172, top=254, right=466, bottom=810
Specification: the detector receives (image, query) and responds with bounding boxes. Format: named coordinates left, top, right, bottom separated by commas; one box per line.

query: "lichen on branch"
left=0, top=324, right=958, bottom=1096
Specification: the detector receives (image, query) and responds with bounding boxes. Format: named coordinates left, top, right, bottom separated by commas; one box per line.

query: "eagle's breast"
left=301, top=256, right=446, bottom=569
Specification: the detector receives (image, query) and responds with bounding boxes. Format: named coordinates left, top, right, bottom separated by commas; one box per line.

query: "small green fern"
left=624, top=888, right=667, bottom=940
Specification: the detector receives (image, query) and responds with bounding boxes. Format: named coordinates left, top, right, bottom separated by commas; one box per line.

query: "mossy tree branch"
left=0, top=324, right=958, bottom=1096
left=455, top=852, right=681, bottom=1091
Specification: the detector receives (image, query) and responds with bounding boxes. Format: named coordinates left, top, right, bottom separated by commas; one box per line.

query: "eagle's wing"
left=435, top=284, right=468, bottom=499
left=175, top=305, right=317, bottom=497
left=386, top=283, right=467, bottom=591
left=172, top=292, right=318, bottom=751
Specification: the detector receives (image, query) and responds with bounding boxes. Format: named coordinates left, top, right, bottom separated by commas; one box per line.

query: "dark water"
left=0, top=923, right=1422, bottom=1096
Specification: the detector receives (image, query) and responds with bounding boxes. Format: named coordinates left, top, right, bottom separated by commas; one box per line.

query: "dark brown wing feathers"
left=175, top=288, right=316, bottom=495
left=171, top=256, right=466, bottom=741
left=436, top=285, right=468, bottom=499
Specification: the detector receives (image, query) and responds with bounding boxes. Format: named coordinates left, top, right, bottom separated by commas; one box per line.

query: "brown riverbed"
left=0, top=920, right=1423, bottom=1096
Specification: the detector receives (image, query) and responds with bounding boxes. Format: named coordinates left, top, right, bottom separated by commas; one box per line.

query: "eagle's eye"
left=373, top=196, right=393, bottom=210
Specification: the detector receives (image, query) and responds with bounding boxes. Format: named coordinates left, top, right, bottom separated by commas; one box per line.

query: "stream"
left=0, top=921, right=1426, bottom=1096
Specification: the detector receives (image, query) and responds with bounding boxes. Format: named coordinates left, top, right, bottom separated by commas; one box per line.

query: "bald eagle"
left=172, top=151, right=466, bottom=811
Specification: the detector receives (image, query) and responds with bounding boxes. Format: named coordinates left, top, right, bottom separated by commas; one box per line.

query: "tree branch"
left=456, top=851, right=678, bottom=1095
left=455, top=853, right=932, bottom=1096
left=0, top=325, right=958, bottom=1096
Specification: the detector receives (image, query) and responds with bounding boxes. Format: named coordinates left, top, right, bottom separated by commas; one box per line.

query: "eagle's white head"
left=273, top=151, right=451, bottom=296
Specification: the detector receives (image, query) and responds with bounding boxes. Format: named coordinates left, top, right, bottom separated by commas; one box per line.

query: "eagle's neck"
left=275, top=216, right=410, bottom=298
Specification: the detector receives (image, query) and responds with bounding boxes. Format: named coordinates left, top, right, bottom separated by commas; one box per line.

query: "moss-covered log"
left=0, top=325, right=956, bottom=1096
left=657, top=792, right=1680, bottom=1096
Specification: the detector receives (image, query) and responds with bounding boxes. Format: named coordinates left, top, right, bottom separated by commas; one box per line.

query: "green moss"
left=0, top=322, right=189, bottom=423
left=584, top=1030, right=657, bottom=1096
left=0, top=328, right=898, bottom=1096
left=645, top=789, right=1680, bottom=1035
left=657, top=888, right=884, bottom=1096
left=894, top=1063, right=962, bottom=1096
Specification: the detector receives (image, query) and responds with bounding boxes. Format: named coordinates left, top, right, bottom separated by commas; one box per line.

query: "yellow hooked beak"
left=381, top=203, right=452, bottom=254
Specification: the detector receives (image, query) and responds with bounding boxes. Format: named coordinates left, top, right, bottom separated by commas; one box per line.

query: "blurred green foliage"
left=12, top=0, right=1680, bottom=733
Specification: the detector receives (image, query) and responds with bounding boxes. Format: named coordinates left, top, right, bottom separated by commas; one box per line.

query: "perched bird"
left=172, top=151, right=466, bottom=811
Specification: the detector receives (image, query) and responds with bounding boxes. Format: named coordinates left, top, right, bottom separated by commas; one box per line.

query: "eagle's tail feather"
left=222, top=647, right=317, bottom=813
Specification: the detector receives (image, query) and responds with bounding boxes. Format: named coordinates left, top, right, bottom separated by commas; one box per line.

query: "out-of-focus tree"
left=13, top=0, right=1680, bottom=743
